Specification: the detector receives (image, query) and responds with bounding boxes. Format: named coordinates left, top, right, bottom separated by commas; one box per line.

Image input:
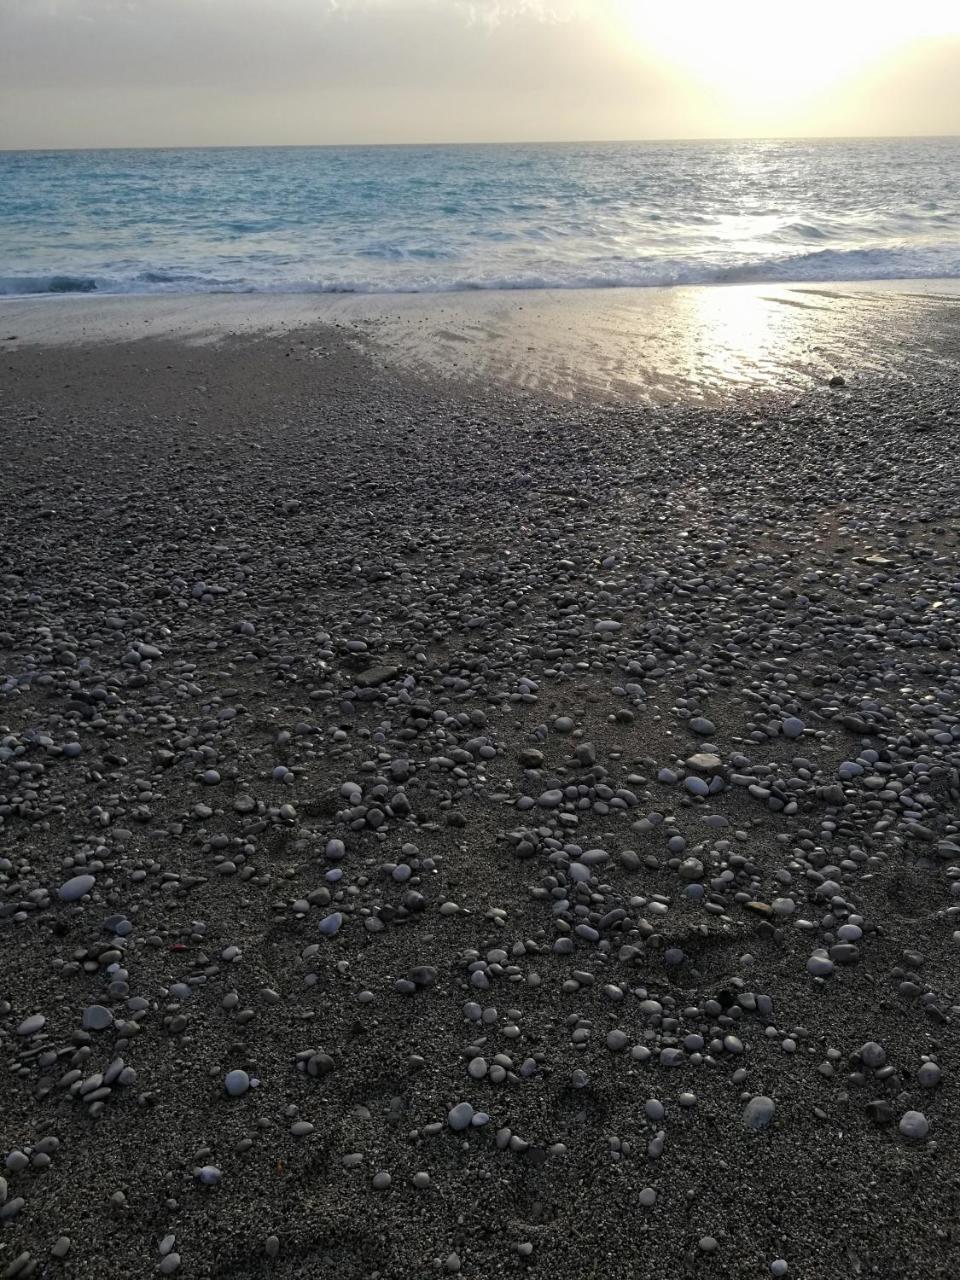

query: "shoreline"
left=3, top=277, right=960, bottom=405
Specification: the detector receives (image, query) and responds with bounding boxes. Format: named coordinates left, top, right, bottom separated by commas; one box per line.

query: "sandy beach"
left=1, top=285, right=959, bottom=1280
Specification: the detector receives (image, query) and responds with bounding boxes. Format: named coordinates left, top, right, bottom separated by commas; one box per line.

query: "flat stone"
left=355, top=666, right=400, bottom=688
left=82, top=1005, right=114, bottom=1031
left=686, top=753, right=722, bottom=772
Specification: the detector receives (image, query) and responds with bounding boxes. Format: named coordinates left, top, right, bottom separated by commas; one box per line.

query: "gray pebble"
left=82, top=1005, right=114, bottom=1031
left=743, top=1095, right=775, bottom=1130
left=58, top=874, right=95, bottom=902
left=898, top=1111, right=929, bottom=1140
left=448, top=1102, right=475, bottom=1131
left=918, top=1062, right=941, bottom=1088
left=224, top=1069, right=250, bottom=1097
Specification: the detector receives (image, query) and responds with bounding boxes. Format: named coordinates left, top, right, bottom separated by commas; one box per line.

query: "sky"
left=1, top=0, right=959, bottom=149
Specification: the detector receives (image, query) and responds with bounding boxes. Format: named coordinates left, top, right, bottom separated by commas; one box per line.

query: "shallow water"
left=2, top=138, right=959, bottom=297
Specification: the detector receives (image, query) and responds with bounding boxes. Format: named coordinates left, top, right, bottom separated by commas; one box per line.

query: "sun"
left=615, top=0, right=960, bottom=116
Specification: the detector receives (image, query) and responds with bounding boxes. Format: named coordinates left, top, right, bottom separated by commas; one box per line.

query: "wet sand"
left=3, top=277, right=960, bottom=403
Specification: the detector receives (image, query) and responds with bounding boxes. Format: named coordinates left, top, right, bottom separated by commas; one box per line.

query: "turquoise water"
left=1, top=138, right=958, bottom=297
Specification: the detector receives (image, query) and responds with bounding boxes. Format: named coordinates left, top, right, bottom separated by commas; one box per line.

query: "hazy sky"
left=1, top=0, right=959, bottom=148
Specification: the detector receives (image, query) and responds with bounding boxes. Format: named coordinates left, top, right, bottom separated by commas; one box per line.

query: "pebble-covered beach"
left=1, top=320, right=959, bottom=1279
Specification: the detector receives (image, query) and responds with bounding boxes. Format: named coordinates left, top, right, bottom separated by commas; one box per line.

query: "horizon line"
left=1, top=132, right=959, bottom=154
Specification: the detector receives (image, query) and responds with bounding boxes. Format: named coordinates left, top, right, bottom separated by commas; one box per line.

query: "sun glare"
left=617, top=0, right=960, bottom=117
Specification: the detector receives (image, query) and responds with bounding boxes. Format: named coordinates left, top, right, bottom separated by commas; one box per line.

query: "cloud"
left=0, top=0, right=957, bottom=146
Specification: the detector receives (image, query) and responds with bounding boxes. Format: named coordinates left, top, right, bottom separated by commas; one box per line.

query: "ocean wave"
left=2, top=245, right=959, bottom=300
left=0, top=275, right=99, bottom=295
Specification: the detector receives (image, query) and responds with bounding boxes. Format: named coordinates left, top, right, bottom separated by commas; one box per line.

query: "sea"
left=1, top=137, right=958, bottom=298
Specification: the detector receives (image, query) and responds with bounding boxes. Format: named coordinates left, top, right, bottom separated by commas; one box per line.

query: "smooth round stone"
left=82, top=1005, right=113, bottom=1031
left=606, top=1030, right=628, bottom=1052
left=58, top=874, right=95, bottom=902
left=743, top=1095, right=776, bottom=1130
left=290, top=1121, right=314, bottom=1137
left=806, top=953, right=834, bottom=977
left=644, top=1099, right=665, bottom=1122
left=899, top=1111, right=929, bottom=1140
left=224, top=1069, right=250, bottom=1097
left=319, top=912, right=343, bottom=936
left=782, top=718, right=805, bottom=738
left=683, top=776, right=709, bottom=797
left=445, top=1253, right=461, bottom=1273
left=325, top=839, right=346, bottom=861
left=689, top=717, right=716, bottom=735
left=829, top=943, right=859, bottom=964
left=448, top=1102, right=475, bottom=1131
left=699, top=1238, right=719, bottom=1254
left=918, top=1062, right=941, bottom=1088
left=771, top=1262, right=789, bottom=1277
left=638, top=1187, right=657, bottom=1207
left=196, top=1166, right=221, bottom=1185
left=159, top=1255, right=181, bottom=1276
left=467, top=1057, right=488, bottom=1080
left=412, top=1172, right=431, bottom=1189
left=538, top=789, right=564, bottom=807
left=17, top=1014, right=46, bottom=1036
left=678, top=858, right=704, bottom=881
left=372, top=1171, right=392, bottom=1190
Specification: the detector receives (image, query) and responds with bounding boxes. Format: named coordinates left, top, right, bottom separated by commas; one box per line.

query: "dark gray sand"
left=1, top=318, right=959, bottom=1279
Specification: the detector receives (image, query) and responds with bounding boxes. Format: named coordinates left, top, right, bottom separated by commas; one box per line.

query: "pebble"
left=898, top=1111, right=929, bottom=1140
left=806, top=952, right=834, bottom=977
left=917, top=1062, right=941, bottom=1088
left=57, top=874, right=95, bottom=902
left=448, top=1103, right=475, bottom=1131
left=742, top=1096, right=776, bottom=1130
left=224, top=1069, right=251, bottom=1097
left=82, top=1005, right=114, bottom=1031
